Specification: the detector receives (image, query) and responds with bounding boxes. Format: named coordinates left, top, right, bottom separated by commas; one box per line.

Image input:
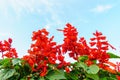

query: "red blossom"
left=89, top=31, right=115, bottom=64
left=22, top=28, right=70, bottom=77
left=3, top=48, right=18, bottom=58
left=85, top=60, right=93, bottom=66
left=0, top=23, right=118, bottom=78
left=65, top=67, right=70, bottom=73
left=0, top=38, right=18, bottom=58
left=40, top=67, right=47, bottom=76
left=58, top=55, right=64, bottom=61
left=58, top=23, right=89, bottom=60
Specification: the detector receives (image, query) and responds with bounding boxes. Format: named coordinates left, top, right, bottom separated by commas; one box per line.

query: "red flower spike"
left=0, top=38, right=18, bottom=58
left=23, top=28, right=71, bottom=77
left=0, top=23, right=118, bottom=78
left=58, top=23, right=80, bottom=60
left=89, top=30, right=116, bottom=64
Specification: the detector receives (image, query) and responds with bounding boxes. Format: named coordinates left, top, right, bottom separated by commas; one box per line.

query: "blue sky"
left=0, top=0, right=120, bottom=58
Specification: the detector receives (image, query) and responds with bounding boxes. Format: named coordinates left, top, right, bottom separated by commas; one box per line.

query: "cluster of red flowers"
left=22, top=28, right=70, bottom=76
left=0, top=23, right=118, bottom=77
left=0, top=38, right=18, bottom=58
left=89, top=31, right=117, bottom=71
left=22, top=23, right=117, bottom=76
left=58, top=23, right=90, bottom=60
left=58, top=23, right=116, bottom=72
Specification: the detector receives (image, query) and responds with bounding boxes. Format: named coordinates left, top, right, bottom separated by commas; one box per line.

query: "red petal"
left=8, top=38, right=12, bottom=43
left=93, top=31, right=102, bottom=36
left=90, top=38, right=96, bottom=41
left=41, top=29, right=49, bottom=35
left=108, top=43, right=116, bottom=50
left=65, top=67, right=70, bottom=73
left=66, top=23, right=72, bottom=27
left=101, top=41, right=108, bottom=45
left=99, top=36, right=106, bottom=40
left=101, top=46, right=108, bottom=50
left=89, top=42, right=96, bottom=46
left=58, top=55, right=64, bottom=61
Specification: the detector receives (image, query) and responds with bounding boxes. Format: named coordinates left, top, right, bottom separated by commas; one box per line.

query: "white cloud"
left=0, top=0, right=62, bottom=29
left=91, top=5, right=113, bottom=13
left=0, top=0, right=58, bottom=15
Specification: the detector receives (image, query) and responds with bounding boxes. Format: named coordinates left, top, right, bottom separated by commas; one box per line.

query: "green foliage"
left=78, top=56, right=88, bottom=62
left=86, top=65, right=99, bottom=74
left=98, top=69, right=117, bottom=80
left=85, top=74, right=99, bottom=80
left=74, top=61, right=100, bottom=80
left=65, top=70, right=79, bottom=80
left=0, top=58, right=12, bottom=68
left=108, top=52, right=120, bottom=58
left=46, top=70, right=66, bottom=80
left=0, top=69, right=16, bottom=80
left=0, top=58, right=31, bottom=80
left=0, top=56, right=119, bottom=80
left=75, top=62, right=88, bottom=71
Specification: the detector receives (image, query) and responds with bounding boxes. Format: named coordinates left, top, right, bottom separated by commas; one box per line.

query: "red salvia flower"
left=23, top=28, right=70, bottom=77
left=58, top=23, right=82, bottom=60
left=0, top=38, right=18, bottom=58
left=21, top=23, right=117, bottom=77
left=89, top=31, right=115, bottom=64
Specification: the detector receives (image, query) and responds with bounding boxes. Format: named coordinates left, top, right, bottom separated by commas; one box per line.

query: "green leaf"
left=78, top=56, right=88, bottom=62
left=65, top=70, right=79, bottom=80
left=46, top=70, right=66, bottom=80
left=0, top=69, right=16, bottom=80
left=8, top=72, right=20, bottom=80
left=12, top=58, right=22, bottom=66
left=86, top=65, right=99, bottom=74
left=0, top=58, right=11, bottom=68
left=99, top=77, right=107, bottom=80
left=100, top=77, right=117, bottom=80
left=85, top=74, right=99, bottom=80
left=40, top=77, right=45, bottom=80
left=107, top=52, right=120, bottom=58
left=75, top=62, right=88, bottom=70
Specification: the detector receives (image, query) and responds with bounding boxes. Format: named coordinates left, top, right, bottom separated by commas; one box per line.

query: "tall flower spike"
left=23, top=28, right=70, bottom=77
left=89, top=30, right=116, bottom=64
left=90, top=30, right=115, bottom=51
left=0, top=38, right=18, bottom=58
left=58, top=23, right=79, bottom=59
